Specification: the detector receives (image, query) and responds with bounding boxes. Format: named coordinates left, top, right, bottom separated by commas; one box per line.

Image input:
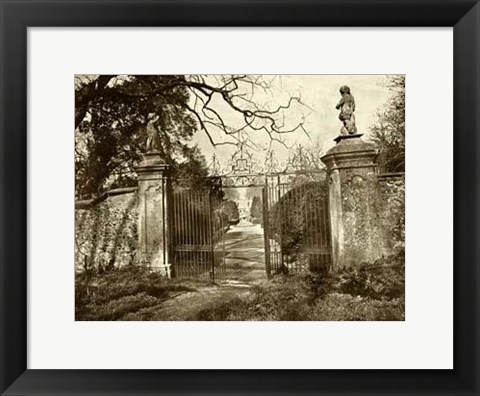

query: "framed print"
left=0, top=0, right=479, bottom=395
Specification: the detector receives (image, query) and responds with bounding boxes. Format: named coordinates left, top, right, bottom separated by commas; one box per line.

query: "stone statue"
left=335, top=85, right=357, bottom=135
left=145, top=113, right=162, bottom=152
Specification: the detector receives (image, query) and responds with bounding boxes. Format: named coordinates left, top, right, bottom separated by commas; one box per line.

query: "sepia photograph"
left=75, top=74, right=405, bottom=321
left=1, top=1, right=473, bottom=392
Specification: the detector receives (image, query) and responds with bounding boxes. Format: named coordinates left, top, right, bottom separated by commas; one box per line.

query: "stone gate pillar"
left=321, top=134, right=380, bottom=269
left=135, top=151, right=171, bottom=276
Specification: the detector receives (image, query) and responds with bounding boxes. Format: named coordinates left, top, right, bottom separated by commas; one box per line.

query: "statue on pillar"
left=145, top=113, right=162, bottom=153
left=335, top=85, right=357, bottom=135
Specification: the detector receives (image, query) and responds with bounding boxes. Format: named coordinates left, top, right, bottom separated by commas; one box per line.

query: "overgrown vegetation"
left=250, top=195, right=263, bottom=224
left=76, top=252, right=404, bottom=321
left=370, top=75, right=405, bottom=173
left=221, top=199, right=240, bottom=224
left=75, top=75, right=306, bottom=199
left=75, top=265, right=197, bottom=321
left=268, top=178, right=329, bottom=270
left=194, top=252, right=405, bottom=321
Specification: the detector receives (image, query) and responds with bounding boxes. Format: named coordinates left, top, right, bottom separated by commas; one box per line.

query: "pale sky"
left=188, top=75, right=393, bottom=170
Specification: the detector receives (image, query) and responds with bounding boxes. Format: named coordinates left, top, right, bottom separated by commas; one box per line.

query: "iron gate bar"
left=262, top=186, right=271, bottom=279
left=209, top=190, right=215, bottom=284
left=170, top=170, right=331, bottom=280
left=261, top=174, right=332, bottom=276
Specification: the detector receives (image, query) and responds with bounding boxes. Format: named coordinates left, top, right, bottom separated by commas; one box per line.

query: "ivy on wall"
left=75, top=192, right=138, bottom=272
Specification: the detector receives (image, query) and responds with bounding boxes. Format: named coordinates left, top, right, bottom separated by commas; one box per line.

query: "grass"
left=192, top=254, right=405, bottom=321
left=75, top=265, right=198, bottom=320
left=75, top=252, right=405, bottom=321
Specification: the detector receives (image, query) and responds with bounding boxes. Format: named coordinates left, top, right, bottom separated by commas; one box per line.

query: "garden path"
left=129, top=222, right=267, bottom=320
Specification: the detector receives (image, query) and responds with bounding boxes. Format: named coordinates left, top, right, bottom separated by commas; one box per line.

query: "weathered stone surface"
left=337, top=170, right=383, bottom=267
left=75, top=190, right=138, bottom=272
left=321, top=134, right=378, bottom=170
left=333, top=133, right=364, bottom=144
left=135, top=152, right=171, bottom=277
left=321, top=135, right=404, bottom=268
left=335, top=85, right=357, bottom=135
left=327, top=169, right=345, bottom=267
left=375, top=174, right=405, bottom=254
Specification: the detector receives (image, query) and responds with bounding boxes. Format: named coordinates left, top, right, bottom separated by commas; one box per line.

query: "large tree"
left=221, top=200, right=240, bottom=224
left=370, top=75, right=405, bottom=173
left=75, top=75, right=305, bottom=199
left=250, top=195, right=263, bottom=223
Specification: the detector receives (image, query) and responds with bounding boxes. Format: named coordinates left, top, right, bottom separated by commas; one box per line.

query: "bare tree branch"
left=75, top=74, right=309, bottom=149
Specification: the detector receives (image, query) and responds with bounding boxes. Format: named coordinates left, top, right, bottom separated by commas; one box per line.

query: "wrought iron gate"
left=170, top=187, right=226, bottom=283
left=171, top=143, right=335, bottom=280
left=262, top=173, right=332, bottom=277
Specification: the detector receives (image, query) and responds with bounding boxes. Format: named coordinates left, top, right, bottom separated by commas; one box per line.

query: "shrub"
left=191, top=267, right=404, bottom=321
left=309, top=252, right=404, bottom=300
left=191, top=253, right=405, bottom=321
left=267, top=180, right=330, bottom=272
left=75, top=265, right=195, bottom=320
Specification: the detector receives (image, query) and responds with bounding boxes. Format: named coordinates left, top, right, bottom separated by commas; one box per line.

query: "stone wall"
left=335, top=171, right=405, bottom=267
left=374, top=173, right=405, bottom=256
left=337, top=168, right=383, bottom=266
left=321, top=135, right=405, bottom=268
left=75, top=188, right=138, bottom=272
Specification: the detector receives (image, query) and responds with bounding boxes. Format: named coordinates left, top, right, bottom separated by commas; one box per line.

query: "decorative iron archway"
left=205, top=141, right=332, bottom=278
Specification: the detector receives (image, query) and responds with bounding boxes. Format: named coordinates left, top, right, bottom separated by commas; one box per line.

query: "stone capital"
left=134, top=152, right=170, bottom=182
left=321, top=134, right=378, bottom=171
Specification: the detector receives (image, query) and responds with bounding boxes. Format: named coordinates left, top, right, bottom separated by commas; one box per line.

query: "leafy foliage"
left=268, top=180, right=328, bottom=268
left=193, top=255, right=405, bottom=321
left=249, top=195, right=263, bottom=224
left=75, top=75, right=307, bottom=199
left=312, top=251, right=405, bottom=300
left=75, top=193, right=138, bottom=272
left=75, top=252, right=405, bottom=321
left=221, top=199, right=240, bottom=224
left=75, top=265, right=196, bottom=320
left=370, top=75, right=405, bottom=173
left=75, top=75, right=202, bottom=199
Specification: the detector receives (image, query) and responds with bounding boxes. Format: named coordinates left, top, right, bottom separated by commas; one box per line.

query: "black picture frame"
left=1, top=1, right=479, bottom=395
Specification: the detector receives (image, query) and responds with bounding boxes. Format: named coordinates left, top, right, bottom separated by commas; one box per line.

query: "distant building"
left=236, top=198, right=251, bottom=223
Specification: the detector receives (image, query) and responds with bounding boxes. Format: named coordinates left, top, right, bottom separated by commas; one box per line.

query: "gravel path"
left=129, top=223, right=268, bottom=320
